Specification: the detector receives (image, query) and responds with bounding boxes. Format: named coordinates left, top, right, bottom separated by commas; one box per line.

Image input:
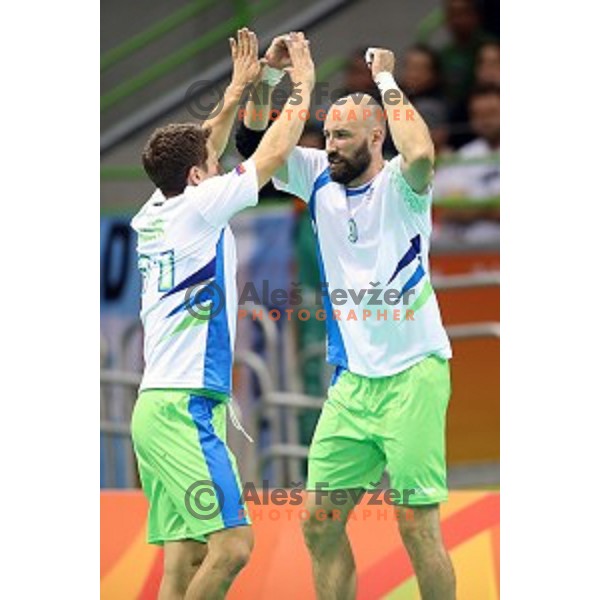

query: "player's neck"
left=346, top=157, right=385, bottom=189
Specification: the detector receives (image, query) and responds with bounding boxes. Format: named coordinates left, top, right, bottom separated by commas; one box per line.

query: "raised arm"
left=202, top=28, right=263, bottom=158
left=242, top=35, right=290, bottom=131
left=251, top=32, right=315, bottom=189
left=235, top=34, right=299, bottom=183
left=367, top=48, right=435, bottom=194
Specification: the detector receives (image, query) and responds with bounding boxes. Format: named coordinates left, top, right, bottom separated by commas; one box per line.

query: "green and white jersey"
left=273, top=148, right=451, bottom=377
left=131, top=159, right=258, bottom=394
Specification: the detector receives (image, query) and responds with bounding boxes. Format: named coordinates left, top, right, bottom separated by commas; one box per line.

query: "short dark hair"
left=142, top=123, right=211, bottom=196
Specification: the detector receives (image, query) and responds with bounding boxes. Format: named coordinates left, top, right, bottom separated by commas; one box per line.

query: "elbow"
left=410, top=140, right=435, bottom=167
left=270, top=152, right=287, bottom=173
left=404, top=147, right=435, bottom=193
left=270, top=139, right=293, bottom=170
left=407, top=144, right=434, bottom=175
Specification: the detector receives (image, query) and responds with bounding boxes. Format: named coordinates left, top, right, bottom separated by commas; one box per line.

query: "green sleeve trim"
left=391, top=164, right=430, bottom=214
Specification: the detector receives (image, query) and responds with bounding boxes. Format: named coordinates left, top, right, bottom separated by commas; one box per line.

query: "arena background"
left=100, top=0, right=500, bottom=597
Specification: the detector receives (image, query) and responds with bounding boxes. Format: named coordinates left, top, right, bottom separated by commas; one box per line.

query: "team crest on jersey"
left=235, top=163, right=246, bottom=175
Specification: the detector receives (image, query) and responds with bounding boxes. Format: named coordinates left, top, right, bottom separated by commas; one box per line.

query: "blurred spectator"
left=421, top=101, right=453, bottom=158
left=463, top=83, right=500, bottom=158
left=399, top=45, right=452, bottom=157
left=433, top=84, right=500, bottom=244
left=340, top=48, right=380, bottom=99
left=475, top=41, right=500, bottom=86
left=400, top=44, right=444, bottom=100
left=438, top=0, right=496, bottom=146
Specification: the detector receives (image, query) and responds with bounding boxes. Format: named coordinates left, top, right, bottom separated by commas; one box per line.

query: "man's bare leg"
left=159, top=540, right=208, bottom=600
left=184, top=526, right=253, bottom=600
left=397, top=505, right=456, bottom=600
left=302, top=490, right=362, bottom=600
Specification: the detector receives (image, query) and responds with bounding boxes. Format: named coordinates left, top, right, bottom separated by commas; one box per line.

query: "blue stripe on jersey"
left=188, top=395, right=248, bottom=527
left=399, top=262, right=425, bottom=297
left=160, top=256, right=216, bottom=299
left=386, top=234, right=421, bottom=285
left=345, top=181, right=373, bottom=197
left=203, top=230, right=232, bottom=393
left=309, top=168, right=331, bottom=222
left=331, top=364, right=347, bottom=387
left=315, top=238, right=348, bottom=368
left=309, top=168, right=348, bottom=370
left=165, top=282, right=216, bottom=318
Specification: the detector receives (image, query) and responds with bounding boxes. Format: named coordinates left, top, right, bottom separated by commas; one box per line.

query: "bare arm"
left=368, top=48, right=435, bottom=194
left=243, top=81, right=274, bottom=130
left=203, top=28, right=263, bottom=158
left=239, top=34, right=295, bottom=182
left=251, top=32, right=315, bottom=189
left=242, top=34, right=290, bottom=130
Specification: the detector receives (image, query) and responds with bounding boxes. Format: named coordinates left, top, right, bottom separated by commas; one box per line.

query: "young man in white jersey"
left=236, top=42, right=456, bottom=599
left=130, top=30, right=315, bottom=600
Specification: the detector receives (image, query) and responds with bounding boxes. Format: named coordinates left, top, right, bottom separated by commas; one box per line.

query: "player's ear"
left=371, top=126, right=384, bottom=146
left=187, top=165, right=204, bottom=186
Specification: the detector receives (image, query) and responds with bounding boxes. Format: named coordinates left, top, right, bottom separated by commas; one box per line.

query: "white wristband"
left=261, top=65, right=285, bottom=87
left=374, top=71, right=399, bottom=95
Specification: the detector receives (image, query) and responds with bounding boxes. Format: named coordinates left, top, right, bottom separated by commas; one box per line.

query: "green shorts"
left=131, top=389, right=250, bottom=545
left=307, top=355, right=451, bottom=505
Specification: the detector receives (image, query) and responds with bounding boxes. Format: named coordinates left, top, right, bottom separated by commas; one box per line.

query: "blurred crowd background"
left=101, top=0, right=500, bottom=491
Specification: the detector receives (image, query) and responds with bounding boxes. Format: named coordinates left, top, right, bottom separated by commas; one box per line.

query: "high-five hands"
left=282, top=32, right=315, bottom=89
left=229, top=28, right=265, bottom=90
left=265, top=35, right=292, bottom=70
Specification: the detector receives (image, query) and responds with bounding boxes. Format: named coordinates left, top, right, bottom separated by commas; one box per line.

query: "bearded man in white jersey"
left=130, top=30, right=315, bottom=600
left=236, top=41, right=456, bottom=599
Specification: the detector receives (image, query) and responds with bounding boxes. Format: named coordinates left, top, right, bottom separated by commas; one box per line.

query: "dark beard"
left=328, top=141, right=371, bottom=185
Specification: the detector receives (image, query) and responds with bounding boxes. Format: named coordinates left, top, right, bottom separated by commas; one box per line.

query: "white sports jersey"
left=131, top=159, right=258, bottom=393
left=273, top=148, right=451, bottom=377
